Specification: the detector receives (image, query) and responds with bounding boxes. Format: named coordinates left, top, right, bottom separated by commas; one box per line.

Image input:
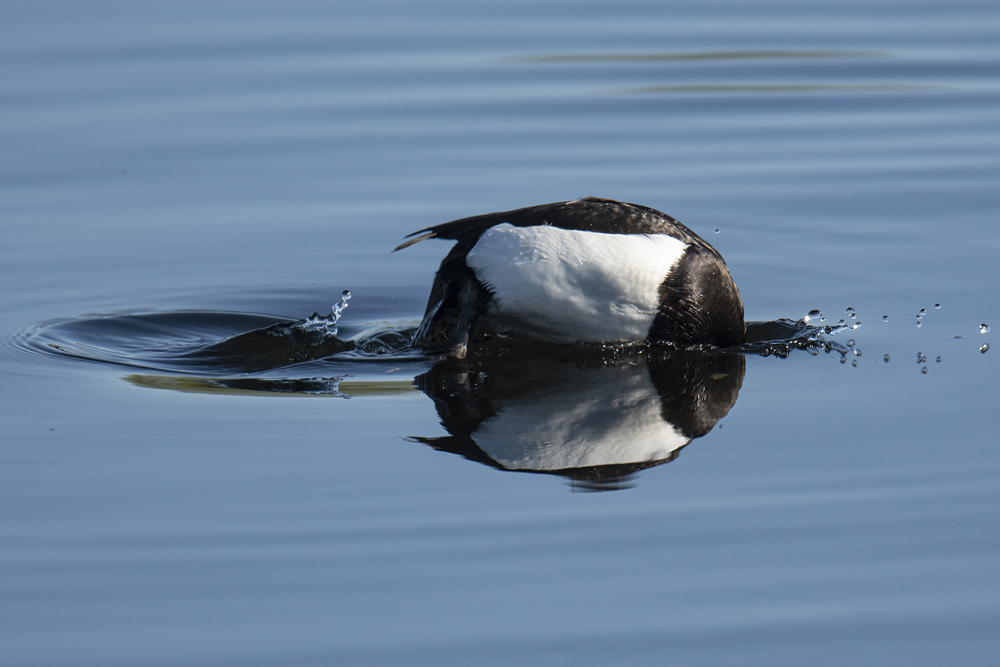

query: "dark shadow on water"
left=15, top=309, right=421, bottom=374
left=13, top=307, right=851, bottom=490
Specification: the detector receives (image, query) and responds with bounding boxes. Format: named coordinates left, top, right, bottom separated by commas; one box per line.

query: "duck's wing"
left=393, top=197, right=701, bottom=251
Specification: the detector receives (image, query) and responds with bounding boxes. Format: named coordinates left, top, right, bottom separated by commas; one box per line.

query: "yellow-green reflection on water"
left=124, top=374, right=416, bottom=397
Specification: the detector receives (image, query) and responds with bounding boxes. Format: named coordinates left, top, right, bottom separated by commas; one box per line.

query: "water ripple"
left=516, top=50, right=888, bottom=63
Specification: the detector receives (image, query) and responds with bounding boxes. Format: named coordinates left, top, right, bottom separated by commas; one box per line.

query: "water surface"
left=2, top=1, right=999, bottom=665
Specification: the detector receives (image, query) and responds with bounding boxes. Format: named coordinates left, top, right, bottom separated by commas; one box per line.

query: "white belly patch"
left=465, top=223, right=688, bottom=343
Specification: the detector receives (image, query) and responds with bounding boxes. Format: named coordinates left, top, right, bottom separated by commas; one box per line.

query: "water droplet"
left=804, top=310, right=823, bottom=323
left=916, top=321, right=922, bottom=328
left=882, top=315, right=889, bottom=322
left=981, top=343, right=991, bottom=354
left=846, top=307, right=856, bottom=320
left=918, top=308, right=926, bottom=317
left=839, top=357, right=846, bottom=364
left=851, top=322, right=862, bottom=330
left=853, top=349, right=862, bottom=357
left=980, top=323, right=990, bottom=334
left=846, top=339, right=856, bottom=347
left=921, top=366, right=928, bottom=374
left=934, top=303, right=941, bottom=309
left=883, top=354, right=890, bottom=363
left=852, top=360, right=858, bottom=367
left=935, top=356, right=942, bottom=362
left=332, top=290, right=352, bottom=322
left=838, top=319, right=846, bottom=326
left=715, top=228, right=720, bottom=234
left=917, top=352, right=927, bottom=364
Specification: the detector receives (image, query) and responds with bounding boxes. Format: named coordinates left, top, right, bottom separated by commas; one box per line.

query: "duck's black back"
left=398, top=197, right=709, bottom=251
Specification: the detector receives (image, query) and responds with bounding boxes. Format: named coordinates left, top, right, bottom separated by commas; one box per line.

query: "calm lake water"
left=2, top=1, right=999, bottom=665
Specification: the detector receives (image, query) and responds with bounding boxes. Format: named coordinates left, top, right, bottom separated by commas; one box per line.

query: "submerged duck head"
left=396, top=197, right=745, bottom=357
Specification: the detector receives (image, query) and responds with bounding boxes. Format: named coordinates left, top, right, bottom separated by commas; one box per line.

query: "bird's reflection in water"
left=97, top=309, right=750, bottom=491
left=411, top=346, right=745, bottom=491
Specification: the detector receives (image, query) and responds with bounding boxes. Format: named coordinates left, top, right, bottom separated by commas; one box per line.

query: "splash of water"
left=745, top=317, right=853, bottom=359
left=332, top=290, right=352, bottom=324
left=296, top=290, right=352, bottom=338
left=825, top=319, right=849, bottom=336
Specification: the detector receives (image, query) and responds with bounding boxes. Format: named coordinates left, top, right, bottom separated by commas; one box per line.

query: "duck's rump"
left=402, top=198, right=744, bottom=355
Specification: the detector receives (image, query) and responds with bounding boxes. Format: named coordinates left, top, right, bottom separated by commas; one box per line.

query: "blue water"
left=2, top=1, right=999, bottom=665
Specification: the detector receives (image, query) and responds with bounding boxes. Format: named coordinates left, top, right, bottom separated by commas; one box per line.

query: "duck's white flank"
left=465, top=223, right=688, bottom=343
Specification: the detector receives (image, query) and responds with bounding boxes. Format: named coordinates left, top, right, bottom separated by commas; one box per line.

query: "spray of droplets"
left=297, top=290, right=352, bottom=338
left=332, top=290, right=352, bottom=325
left=762, top=304, right=986, bottom=367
